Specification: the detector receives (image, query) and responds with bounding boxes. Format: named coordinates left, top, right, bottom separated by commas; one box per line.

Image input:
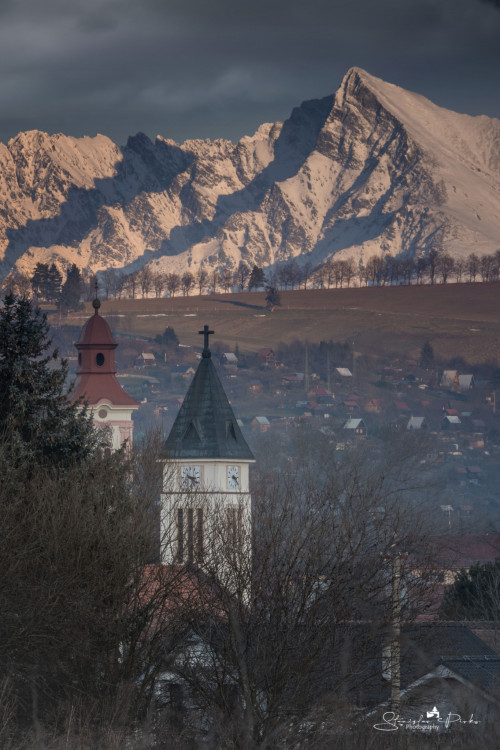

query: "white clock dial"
left=181, top=465, right=201, bottom=488
left=227, top=465, right=239, bottom=490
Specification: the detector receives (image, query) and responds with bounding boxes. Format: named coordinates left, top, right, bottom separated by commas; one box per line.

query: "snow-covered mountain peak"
left=1, top=68, right=499, bottom=281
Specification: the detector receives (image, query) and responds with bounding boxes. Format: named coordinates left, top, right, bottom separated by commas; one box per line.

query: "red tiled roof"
left=394, top=401, right=409, bottom=410
left=77, top=311, right=116, bottom=346
left=129, top=564, right=227, bottom=635
left=308, top=387, right=329, bottom=397
left=71, top=307, right=139, bottom=408
left=429, top=535, right=500, bottom=569
left=72, top=372, right=139, bottom=407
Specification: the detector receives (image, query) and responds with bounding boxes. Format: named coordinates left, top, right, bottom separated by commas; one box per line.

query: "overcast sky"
left=0, top=0, right=499, bottom=146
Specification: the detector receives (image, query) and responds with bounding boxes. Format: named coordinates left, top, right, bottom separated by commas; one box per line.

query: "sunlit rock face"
left=1, top=67, right=500, bottom=280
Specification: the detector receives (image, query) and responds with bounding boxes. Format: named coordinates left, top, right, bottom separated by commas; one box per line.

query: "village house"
left=251, top=416, right=271, bottom=432
left=256, top=347, right=276, bottom=367
left=281, top=373, right=304, bottom=388
left=458, top=374, right=475, bottom=392
left=335, top=367, right=353, bottom=382
left=172, top=365, right=196, bottom=379
left=407, top=416, right=427, bottom=430
left=376, top=623, right=500, bottom=725
left=137, top=351, right=156, bottom=368
left=343, top=400, right=360, bottom=414
left=427, top=534, right=500, bottom=586
left=394, top=401, right=410, bottom=412
left=221, top=352, right=238, bottom=370
left=248, top=380, right=264, bottom=393
left=441, top=415, right=462, bottom=430
left=441, top=370, right=459, bottom=389
left=343, top=418, right=367, bottom=436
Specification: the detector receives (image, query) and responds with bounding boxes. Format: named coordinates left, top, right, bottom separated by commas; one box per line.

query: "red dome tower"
left=72, top=297, right=139, bottom=449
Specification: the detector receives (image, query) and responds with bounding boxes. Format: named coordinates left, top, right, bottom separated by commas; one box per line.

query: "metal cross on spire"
left=92, top=278, right=101, bottom=313
left=199, top=324, right=214, bottom=358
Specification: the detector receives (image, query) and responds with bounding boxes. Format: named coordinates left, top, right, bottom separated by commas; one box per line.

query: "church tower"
left=72, top=296, right=139, bottom=450
left=161, top=325, right=254, bottom=567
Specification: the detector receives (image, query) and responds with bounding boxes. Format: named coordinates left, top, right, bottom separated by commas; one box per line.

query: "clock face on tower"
left=227, top=465, right=239, bottom=490
left=181, top=465, right=201, bottom=489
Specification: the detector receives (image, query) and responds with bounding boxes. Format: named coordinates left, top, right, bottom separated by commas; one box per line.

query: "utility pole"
left=327, top=347, right=331, bottom=394
left=391, top=553, right=401, bottom=711
left=305, top=345, right=310, bottom=394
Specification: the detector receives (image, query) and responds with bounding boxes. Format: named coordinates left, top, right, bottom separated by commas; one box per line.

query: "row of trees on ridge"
left=3, top=249, right=500, bottom=308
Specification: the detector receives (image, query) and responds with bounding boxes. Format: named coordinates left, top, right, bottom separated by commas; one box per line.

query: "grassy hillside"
left=60, top=282, right=500, bottom=365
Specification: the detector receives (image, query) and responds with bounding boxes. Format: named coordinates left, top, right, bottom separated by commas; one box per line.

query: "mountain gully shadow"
left=158, top=95, right=335, bottom=259
left=314, top=123, right=425, bottom=258
left=4, top=94, right=334, bottom=274
left=3, top=133, right=194, bottom=273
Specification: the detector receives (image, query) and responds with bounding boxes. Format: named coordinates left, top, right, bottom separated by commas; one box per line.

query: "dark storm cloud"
left=0, top=0, right=498, bottom=145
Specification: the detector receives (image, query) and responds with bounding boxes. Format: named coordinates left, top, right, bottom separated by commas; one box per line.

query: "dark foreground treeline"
left=1, top=293, right=498, bottom=750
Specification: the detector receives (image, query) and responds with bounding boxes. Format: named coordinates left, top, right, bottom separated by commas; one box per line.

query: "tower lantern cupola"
left=72, top=294, right=139, bottom=450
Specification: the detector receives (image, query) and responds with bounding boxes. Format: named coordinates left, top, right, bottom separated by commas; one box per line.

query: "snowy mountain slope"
left=1, top=67, right=499, bottom=280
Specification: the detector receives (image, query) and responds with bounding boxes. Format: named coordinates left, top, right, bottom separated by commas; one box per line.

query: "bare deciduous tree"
left=196, top=268, right=208, bottom=295
left=156, top=437, right=436, bottom=749
left=181, top=271, right=195, bottom=296
left=153, top=271, right=167, bottom=298
left=166, top=272, right=181, bottom=297
left=136, top=266, right=153, bottom=298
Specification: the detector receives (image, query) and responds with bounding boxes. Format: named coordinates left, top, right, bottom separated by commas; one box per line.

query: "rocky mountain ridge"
left=1, top=67, right=499, bottom=280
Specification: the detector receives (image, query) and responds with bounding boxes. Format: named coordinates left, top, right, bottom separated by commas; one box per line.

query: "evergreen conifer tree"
left=0, top=293, right=96, bottom=464
left=440, top=558, right=500, bottom=620
left=419, top=340, right=435, bottom=369
left=47, top=262, right=62, bottom=303
left=265, top=285, right=281, bottom=311
left=60, top=263, right=83, bottom=311
left=248, top=265, right=266, bottom=291
left=31, top=262, right=51, bottom=300
left=154, top=325, right=179, bottom=348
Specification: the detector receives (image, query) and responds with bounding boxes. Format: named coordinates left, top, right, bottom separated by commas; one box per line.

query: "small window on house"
left=98, top=408, right=107, bottom=419
left=78, top=353, right=82, bottom=365
left=96, top=353, right=105, bottom=366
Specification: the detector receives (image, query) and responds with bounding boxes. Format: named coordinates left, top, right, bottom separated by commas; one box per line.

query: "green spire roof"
left=163, top=353, right=254, bottom=461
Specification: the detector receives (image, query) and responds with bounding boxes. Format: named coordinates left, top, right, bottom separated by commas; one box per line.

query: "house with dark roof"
left=442, top=415, right=462, bottom=430
left=386, top=624, right=500, bottom=725
left=407, top=416, right=427, bottom=431
left=172, top=365, right=196, bottom=379
left=344, top=418, right=367, bottom=436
